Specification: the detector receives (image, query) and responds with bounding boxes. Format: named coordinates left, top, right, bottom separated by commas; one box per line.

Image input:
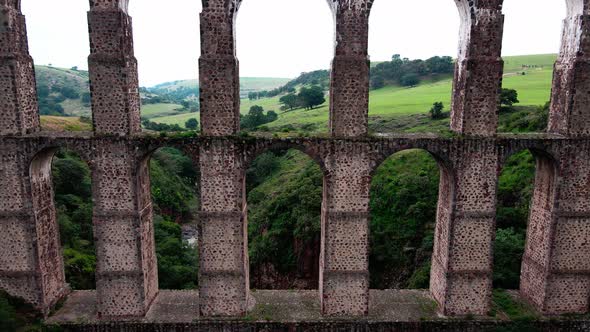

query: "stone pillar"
left=328, top=0, right=373, bottom=138
left=0, top=143, right=67, bottom=316
left=93, top=140, right=158, bottom=319
left=450, top=0, right=504, bottom=137
left=88, top=0, right=141, bottom=136
left=430, top=140, right=498, bottom=315
left=521, top=144, right=590, bottom=314
left=199, top=0, right=241, bottom=136
left=198, top=140, right=249, bottom=316
left=548, top=0, right=590, bottom=136
left=0, top=0, right=40, bottom=135
left=321, top=143, right=370, bottom=316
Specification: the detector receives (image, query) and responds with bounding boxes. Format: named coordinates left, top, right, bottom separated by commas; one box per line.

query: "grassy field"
left=238, top=54, right=557, bottom=132
left=141, top=103, right=184, bottom=119
left=40, top=116, right=92, bottom=132
left=45, top=54, right=558, bottom=132
left=148, top=112, right=200, bottom=127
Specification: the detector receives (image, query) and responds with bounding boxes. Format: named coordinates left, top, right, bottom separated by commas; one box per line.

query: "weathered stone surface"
left=0, top=0, right=40, bottom=135
left=1, top=0, right=590, bottom=324
left=450, top=0, right=504, bottom=137
left=88, top=1, right=141, bottom=136
left=199, top=0, right=241, bottom=136
left=328, top=0, right=373, bottom=138
left=548, top=0, right=590, bottom=136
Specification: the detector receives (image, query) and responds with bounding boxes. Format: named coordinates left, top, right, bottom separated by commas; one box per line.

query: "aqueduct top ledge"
left=1, top=133, right=575, bottom=175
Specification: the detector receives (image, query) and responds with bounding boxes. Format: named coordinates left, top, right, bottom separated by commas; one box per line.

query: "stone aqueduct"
left=1, top=0, right=590, bottom=321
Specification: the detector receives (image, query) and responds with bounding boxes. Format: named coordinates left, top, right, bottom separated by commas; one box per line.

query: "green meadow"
left=144, top=54, right=557, bottom=130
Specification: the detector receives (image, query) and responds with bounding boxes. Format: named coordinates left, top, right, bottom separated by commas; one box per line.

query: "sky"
left=21, top=0, right=566, bottom=87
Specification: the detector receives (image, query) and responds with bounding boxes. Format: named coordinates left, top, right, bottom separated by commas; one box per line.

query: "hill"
left=231, top=54, right=557, bottom=134
left=35, top=66, right=91, bottom=116
left=148, top=77, right=291, bottom=100
left=37, top=54, right=557, bottom=133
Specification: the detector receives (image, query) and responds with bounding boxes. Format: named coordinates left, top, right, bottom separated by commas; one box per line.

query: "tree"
left=279, top=93, right=301, bottom=110
left=185, top=118, right=199, bottom=130
left=298, top=85, right=326, bottom=110
left=400, top=73, right=420, bottom=87
left=370, top=75, right=385, bottom=90
left=500, top=88, right=519, bottom=107
left=429, top=102, right=445, bottom=120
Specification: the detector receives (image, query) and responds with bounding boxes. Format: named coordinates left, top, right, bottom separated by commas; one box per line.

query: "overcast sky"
left=22, top=0, right=566, bottom=87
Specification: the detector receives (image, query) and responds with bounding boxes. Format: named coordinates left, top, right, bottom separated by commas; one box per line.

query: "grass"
left=40, top=54, right=558, bottom=134
left=40, top=116, right=92, bottom=132
left=141, top=103, right=184, bottom=119
left=239, top=54, right=557, bottom=134
left=148, top=112, right=200, bottom=128
left=491, top=289, right=539, bottom=321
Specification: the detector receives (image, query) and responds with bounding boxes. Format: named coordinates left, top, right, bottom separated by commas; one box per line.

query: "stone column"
left=328, top=0, right=373, bottom=138
left=521, top=143, right=590, bottom=314
left=0, top=142, right=68, bottom=316
left=93, top=140, right=158, bottom=319
left=321, top=142, right=370, bottom=316
left=0, top=0, right=40, bottom=135
left=430, top=140, right=498, bottom=315
left=88, top=0, right=141, bottom=136
left=450, top=0, right=504, bottom=137
left=548, top=0, right=590, bottom=136
left=198, top=140, right=249, bottom=316
left=199, top=0, right=241, bottom=136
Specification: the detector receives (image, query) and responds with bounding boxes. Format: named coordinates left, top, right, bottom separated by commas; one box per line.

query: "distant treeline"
left=248, top=55, right=454, bottom=101
left=248, top=70, right=330, bottom=100
left=370, top=55, right=454, bottom=89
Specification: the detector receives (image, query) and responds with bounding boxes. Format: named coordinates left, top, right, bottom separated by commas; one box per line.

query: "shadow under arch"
left=244, top=145, right=325, bottom=290
left=29, top=146, right=96, bottom=297
left=368, top=147, right=455, bottom=292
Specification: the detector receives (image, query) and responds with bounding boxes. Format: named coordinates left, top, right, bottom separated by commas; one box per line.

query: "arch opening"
left=30, top=148, right=95, bottom=291
left=235, top=0, right=333, bottom=136
left=498, top=0, right=565, bottom=130
left=142, top=147, right=200, bottom=290
left=367, top=0, right=459, bottom=134
left=369, top=149, right=448, bottom=290
left=128, top=0, right=202, bottom=131
left=493, top=148, right=557, bottom=309
left=21, top=1, right=92, bottom=125
left=245, top=148, right=323, bottom=290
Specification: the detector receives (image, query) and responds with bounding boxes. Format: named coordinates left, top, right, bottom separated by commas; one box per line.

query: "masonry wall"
left=0, top=0, right=590, bottom=323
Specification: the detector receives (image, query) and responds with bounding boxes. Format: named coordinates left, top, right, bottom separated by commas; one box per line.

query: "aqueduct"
left=1, top=0, right=590, bottom=326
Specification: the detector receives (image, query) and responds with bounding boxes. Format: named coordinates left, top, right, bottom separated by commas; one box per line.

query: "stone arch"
left=244, top=144, right=325, bottom=290
left=28, top=146, right=96, bottom=301
left=494, top=146, right=559, bottom=306
left=368, top=147, right=455, bottom=293
left=246, top=141, right=328, bottom=177
left=135, top=144, right=200, bottom=290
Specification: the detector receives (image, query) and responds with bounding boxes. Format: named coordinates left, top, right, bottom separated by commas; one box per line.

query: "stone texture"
left=328, top=0, right=373, bottom=138
left=198, top=139, right=249, bottom=316
left=88, top=0, right=141, bottom=136
left=199, top=0, right=241, bottom=136
left=0, top=0, right=40, bottom=135
left=450, top=0, right=504, bottom=137
left=548, top=0, right=590, bottom=136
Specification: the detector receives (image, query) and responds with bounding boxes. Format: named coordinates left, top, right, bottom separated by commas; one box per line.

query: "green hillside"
left=229, top=54, right=557, bottom=134
left=150, top=77, right=291, bottom=99
left=35, top=66, right=91, bottom=116
left=39, top=54, right=557, bottom=132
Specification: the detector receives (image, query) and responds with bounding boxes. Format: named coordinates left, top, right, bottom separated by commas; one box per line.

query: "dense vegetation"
left=48, top=148, right=200, bottom=291
left=370, top=55, right=454, bottom=89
